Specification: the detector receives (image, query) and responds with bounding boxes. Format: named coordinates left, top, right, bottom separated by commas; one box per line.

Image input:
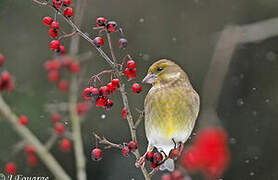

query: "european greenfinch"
left=141, top=59, right=200, bottom=171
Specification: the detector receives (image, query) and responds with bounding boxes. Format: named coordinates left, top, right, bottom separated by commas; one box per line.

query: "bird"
left=140, top=59, right=200, bottom=171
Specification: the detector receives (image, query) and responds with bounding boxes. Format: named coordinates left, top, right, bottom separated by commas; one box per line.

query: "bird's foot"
left=135, top=155, right=146, bottom=168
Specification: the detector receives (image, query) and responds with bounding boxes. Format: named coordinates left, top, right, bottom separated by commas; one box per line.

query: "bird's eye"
left=157, top=67, right=163, bottom=71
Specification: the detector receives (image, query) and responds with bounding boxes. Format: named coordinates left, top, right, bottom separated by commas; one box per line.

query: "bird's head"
left=142, top=59, right=188, bottom=86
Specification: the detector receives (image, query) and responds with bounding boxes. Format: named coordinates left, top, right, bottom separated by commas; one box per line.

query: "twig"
left=0, top=94, right=71, bottom=180
left=133, top=110, right=144, bottom=130
left=45, top=133, right=59, bottom=150
left=93, top=133, right=123, bottom=149
left=106, top=31, right=117, bottom=62
left=58, top=31, right=78, bottom=41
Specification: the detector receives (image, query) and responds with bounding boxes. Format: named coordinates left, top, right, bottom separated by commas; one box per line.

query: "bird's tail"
left=160, top=158, right=174, bottom=172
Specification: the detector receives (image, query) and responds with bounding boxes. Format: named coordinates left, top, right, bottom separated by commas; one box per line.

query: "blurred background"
left=0, top=0, right=278, bottom=179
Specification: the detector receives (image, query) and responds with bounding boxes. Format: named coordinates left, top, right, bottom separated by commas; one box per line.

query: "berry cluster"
left=145, top=151, right=164, bottom=169
left=44, top=57, right=80, bottom=92
left=83, top=78, right=119, bottom=109
left=161, top=170, right=190, bottom=180
left=180, top=128, right=230, bottom=179
left=0, top=54, right=14, bottom=92
left=24, top=145, right=38, bottom=166
left=42, top=0, right=74, bottom=55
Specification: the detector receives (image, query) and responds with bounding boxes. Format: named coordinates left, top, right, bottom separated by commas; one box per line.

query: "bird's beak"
left=142, top=73, right=157, bottom=84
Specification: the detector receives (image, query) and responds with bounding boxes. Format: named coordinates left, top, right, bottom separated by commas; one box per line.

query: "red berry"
left=111, top=78, right=119, bottom=88
left=64, top=7, right=74, bottom=17
left=124, top=68, right=137, bottom=79
left=44, top=60, right=61, bottom=71
left=5, top=162, right=17, bottom=175
left=169, top=148, right=180, bottom=160
left=51, top=113, right=61, bottom=123
left=55, top=122, right=65, bottom=135
left=172, top=170, right=182, bottom=179
left=19, top=115, right=28, bottom=126
left=83, top=87, right=99, bottom=100
left=57, top=45, right=66, bottom=56
left=83, top=87, right=91, bottom=100
left=99, top=86, right=110, bottom=96
left=53, top=0, right=62, bottom=8
left=24, top=145, right=36, bottom=156
left=106, top=82, right=114, bottom=92
left=161, top=173, right=172, bottom=180
left=63, top=0, right=71, bottom=6
left=68, top=61, right=80, bottom=73
left=60, top=138, right=71, bottom=152
left=48, top=70, right=59, bottom=82
left=96, top=17, right=107, bottom=27
left=42, top=16, right=53, bottom=26
left=76, top=102, right=91, bottom=115
left=93, top=37, right=104, bottom=48
left=95, top=97, right=108, bottom=107
left=118, top=38, right=128, bottom=49
left=127, top=60, right=136, bottom=69
left=91, top=148, right=102, bottom=161
left=27, top=155, right=38, bottom=166
left=145, top=151, right=154, bottom=162
left=90, top=87, right=99, bottom=98
left=50, top=40, right=60, bottom=50
left=49, top=28, right=58, bottom=38
left=122, top=146, right=130, bottom=157
left=0, top=53, right=5, bottom=66
left=122, top=107, right=127, bottom=119
left=105, top=99, right=113, bottom=110
left=153, top=152, right=163, bottom=164
left=51, top=21, right=59, bottom=30
left=131, top=83, right=142, bottom=94
left=58, top=80, right=69, bottom=92
left=106, top=21, right=117, bottom=32
left=1, top=71, right=11, bottom=81
left=128, top=141, right=138, bottom=152
left=151, top=162, right=159, bottom=169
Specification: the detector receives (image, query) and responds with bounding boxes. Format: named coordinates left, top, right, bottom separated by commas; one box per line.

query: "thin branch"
left=93, top=133, right=123, bottom=149
left=58, top=31, right=78, bottom=41
left=133, top=110, right=144, bottom=130
left=0, top=94, right=71, bottom=180
left=106, top=32, right=117, bottom=62
left=45, top=133, right=59, bottom=150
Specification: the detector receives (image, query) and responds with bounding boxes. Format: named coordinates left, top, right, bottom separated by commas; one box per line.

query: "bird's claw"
left=135, top=155, right=145, bottom=168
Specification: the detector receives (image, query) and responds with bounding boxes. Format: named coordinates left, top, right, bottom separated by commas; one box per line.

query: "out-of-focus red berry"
left=64, top=7, right=74, bottom=17
left=68, top=61, right=80, bottom=73
left=5, top=162, right=17, bottom=175
left=96, top=17, right=107, bottom=27
left=54, top=122, right=65, bottom=135
left=0, top=71, right=14, bottom=91
left=0, top=53, right=5, bottom=66
left=19, top=115, right=28, bottom=126
left=42, top=16, right=53, bottom=26
left=127, top=60, right=136, bottom=69
left=48, top=70, right=59, bottom=82
left=27, top=155, right=38, bottom=166
left=131, top=83, right=142, bottom=94
left=145, top=151, right=154, bottom=162
left=112, top=78, right=119, bottom=88
left=60, top=138, right=71, bottom=152
left=51, top=113, right=61, bottom=123
left=44, top=60, right=61, bottom=71
left=1, top=71, right=11, bottom=81
left=63, top=0, right=71, bottom=6
left=172, top=170, right=182, bottom=179
left=95, top=97, right=108, bottom=107
left=118, top=38, right=128, bottom=49
left=77, top=102, right=91, bottom=115
left=161, top=173, right=172, bottom=180
left=122, top=146, right=130, bottom=157
left=105, top=99, right=113, bottom=110
left=57, top=45, right=66, bottom=56
left=128, top=141, right=138, bottom=152
left=61, top=56, right=73, bottom=66
left=58, top=80, right=69, bottom=92
left=106, top=21, right=117, bottom=32
left=122, top=107, right=127, bottom=119
left=93, top=37, right=104, bottom=48
left=50, top=40, right=60, bottom=51
left=91, top=148, right=102, bottom=161
left=24, top=145, right=36, bottom=156
left=153, top=152, right=163, bottom=164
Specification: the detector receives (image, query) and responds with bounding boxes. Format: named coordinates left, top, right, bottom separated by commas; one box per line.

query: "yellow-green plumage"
left=143, top=59, right=199, bottom=171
